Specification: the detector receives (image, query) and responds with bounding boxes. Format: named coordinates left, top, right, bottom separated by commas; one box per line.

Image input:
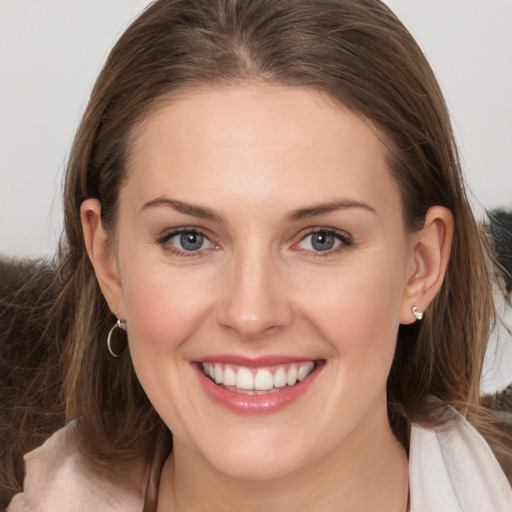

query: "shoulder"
left=409, top=410, right=512, bottom=512
left=6, top=422, right=145, bottom=512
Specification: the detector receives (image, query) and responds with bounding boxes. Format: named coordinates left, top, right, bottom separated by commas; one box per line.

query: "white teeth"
left=286, top=365, right=298, bottom=386
left=214, top=365, right=223, bottom=384
left=273, top=367, right=287, bottom=388
left=254, top=369, right=274, bottom=391
left=201, top=361, right=316, bottom=393
left=298, top=362, right=314, bottom=381
left=223, top=366, right=236, bottom=386
left=236, top=367, right=254, bottom=390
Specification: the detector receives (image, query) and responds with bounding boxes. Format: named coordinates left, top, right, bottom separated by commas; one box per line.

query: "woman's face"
left=111, top=84, right=420, bottom=479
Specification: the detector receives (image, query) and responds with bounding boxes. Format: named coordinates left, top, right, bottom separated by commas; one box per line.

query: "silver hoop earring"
left=107, top=319, right=127, bottom=358
left=412, top=306, right=423, bottom=321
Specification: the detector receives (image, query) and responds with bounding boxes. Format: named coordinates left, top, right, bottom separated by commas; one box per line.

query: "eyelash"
left=156, top=227, right=353, bottom=258
left=156, top=228, right=215, bottom=258
left=294, top=227, right=353, bottom=256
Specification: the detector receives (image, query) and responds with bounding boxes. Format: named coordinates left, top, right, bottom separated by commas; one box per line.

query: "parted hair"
left=3, top=0, right=511, bottom=500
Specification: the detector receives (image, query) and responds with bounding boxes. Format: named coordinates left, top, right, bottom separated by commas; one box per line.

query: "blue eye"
left=297, top=229, right=350, bottom=253
left=310, top=232, right=336, bottom=251
left=176, top=232, right=206, bottom=251
left=158, top=229, right=213, bottom=255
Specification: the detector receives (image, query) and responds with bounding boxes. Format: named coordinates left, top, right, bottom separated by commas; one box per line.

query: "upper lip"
left=193, top=355, right=321, bottom=367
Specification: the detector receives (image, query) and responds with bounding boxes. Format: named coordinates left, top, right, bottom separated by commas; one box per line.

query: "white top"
left=7, top=413, right=512, bottom=511
left=409, top=413, right=512, bottom=511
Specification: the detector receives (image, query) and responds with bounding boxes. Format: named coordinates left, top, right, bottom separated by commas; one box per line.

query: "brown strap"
left=143, top=426, right=172, bottom=512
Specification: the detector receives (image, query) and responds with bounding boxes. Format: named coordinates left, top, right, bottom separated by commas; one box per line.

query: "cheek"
left=121, top=257, right=212, bottom=343
left=118, top=259, right=215, bottom=436
left=300, top=256, right=406, bottom=370
left=309, top=264, right=403, bottom=332
left=118, top=261, right=217, bottom=411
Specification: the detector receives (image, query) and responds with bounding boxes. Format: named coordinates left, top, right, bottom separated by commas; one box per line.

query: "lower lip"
left=193, top=362, right=323, bottom=415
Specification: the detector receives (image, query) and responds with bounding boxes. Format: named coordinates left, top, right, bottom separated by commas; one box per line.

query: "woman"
left=4, top=0, right=512, bottom=510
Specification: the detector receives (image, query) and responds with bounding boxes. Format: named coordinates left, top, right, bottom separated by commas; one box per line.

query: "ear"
left=81, top=198, right=126, bottom=319
left=400, top=206, right=454, bottom=324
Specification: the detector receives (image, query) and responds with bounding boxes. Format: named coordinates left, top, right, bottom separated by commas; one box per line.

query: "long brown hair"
left=3, top=0, right=511, bottom=499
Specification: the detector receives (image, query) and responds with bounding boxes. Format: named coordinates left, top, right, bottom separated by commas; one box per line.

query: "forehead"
left=125, top=84, right=400, bottom=217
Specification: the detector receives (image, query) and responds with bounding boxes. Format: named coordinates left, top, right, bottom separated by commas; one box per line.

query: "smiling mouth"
left=200, top=361, right=316, bottom=395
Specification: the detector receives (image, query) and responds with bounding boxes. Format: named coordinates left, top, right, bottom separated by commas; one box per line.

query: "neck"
left=157, top=413, right=409, bottom=512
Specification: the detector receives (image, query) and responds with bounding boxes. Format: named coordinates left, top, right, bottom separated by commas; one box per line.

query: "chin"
left=187, top=422, right=319, bottom=482
left=209, top=447, right=307, bottom=482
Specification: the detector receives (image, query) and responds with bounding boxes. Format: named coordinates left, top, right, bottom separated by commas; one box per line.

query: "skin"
left=82, top=84, right=453, bottom=511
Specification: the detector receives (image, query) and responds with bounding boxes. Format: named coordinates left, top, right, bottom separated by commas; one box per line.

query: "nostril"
left=216, top=302, right=291, bottom=338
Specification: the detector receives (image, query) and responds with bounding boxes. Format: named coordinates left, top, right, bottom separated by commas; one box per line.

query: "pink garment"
left=6, top=422, right=145, bottom=512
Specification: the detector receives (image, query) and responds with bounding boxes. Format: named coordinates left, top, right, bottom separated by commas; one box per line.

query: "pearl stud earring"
left=412, top=306, right=423, bottom=321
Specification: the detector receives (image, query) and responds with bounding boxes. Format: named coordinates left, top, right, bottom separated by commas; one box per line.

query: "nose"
left=215, top=248, right=294, bottom=339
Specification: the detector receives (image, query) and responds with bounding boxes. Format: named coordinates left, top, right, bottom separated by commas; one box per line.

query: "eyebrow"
left=140, top=197, right=224, bottom=222
left=286, top=200, right=376, bottom=222
left=140, top=196, right=376, bottom=223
